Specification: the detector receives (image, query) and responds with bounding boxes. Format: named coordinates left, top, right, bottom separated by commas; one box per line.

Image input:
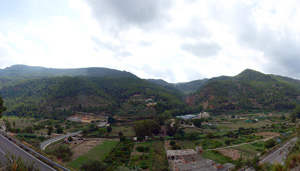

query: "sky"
left=1, top=0, right=300, bottom=83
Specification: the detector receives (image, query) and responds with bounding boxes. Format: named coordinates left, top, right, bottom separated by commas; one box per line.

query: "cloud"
left=85, top=0, right=172, bottom=30
left=182, top=41, right=221, bottom=57
left=226, top=1, right=300, bottom=77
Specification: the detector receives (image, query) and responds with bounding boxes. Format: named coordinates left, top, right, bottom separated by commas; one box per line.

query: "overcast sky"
left=1, top=0, right=300, bottom=83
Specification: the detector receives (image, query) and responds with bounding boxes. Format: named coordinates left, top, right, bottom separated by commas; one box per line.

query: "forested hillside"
left=0, top=76, right=193, bottom=119
left=186, top=69, right=300, bottom=114
left=0, top=65, right=136, bottom=88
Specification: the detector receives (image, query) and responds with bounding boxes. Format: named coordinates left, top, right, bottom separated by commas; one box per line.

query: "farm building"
left=168, top=149, right=234, bottom=171
left=167, top=149, right=198, bottom=160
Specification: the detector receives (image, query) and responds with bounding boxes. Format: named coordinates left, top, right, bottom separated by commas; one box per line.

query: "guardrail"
left=0, top=131, right=70, bottom=171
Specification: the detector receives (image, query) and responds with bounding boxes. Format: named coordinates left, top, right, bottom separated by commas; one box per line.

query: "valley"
left=0, top=65, right=300, bottom=170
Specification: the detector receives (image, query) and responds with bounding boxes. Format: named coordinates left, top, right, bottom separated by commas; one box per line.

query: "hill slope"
left=0, top=76, right=193, bottom=119
left=186, top=69, right=300, bottom=113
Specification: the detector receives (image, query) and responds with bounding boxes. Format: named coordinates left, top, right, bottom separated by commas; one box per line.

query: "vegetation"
left=79, top=160, right=107, bottom=171
left=189, top=69, right=300, bottom=114
left=70, top=140, right=118, bottom=169
left=45, top=144, right=73, bottom=162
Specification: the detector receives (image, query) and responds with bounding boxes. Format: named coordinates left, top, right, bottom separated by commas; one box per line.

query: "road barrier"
left=0, top=131, right=70, bottom=171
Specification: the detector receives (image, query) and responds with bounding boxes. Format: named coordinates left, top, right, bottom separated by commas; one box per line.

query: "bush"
left=80, top=159, right=106, bottom=171
left=169, top=140, right=176, bottom=146
left=140, top=162, right=148, bottom=169
left=136, top=146, right=144, bottom=152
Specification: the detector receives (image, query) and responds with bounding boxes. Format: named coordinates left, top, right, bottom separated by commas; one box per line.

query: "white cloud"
left=0, top=0, right=300, bottom=82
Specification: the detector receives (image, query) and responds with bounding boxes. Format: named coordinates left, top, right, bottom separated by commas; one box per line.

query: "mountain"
left=0, top=65, right=136, bottom=78
left=147, top=78, right=208, bottom=94
left=0, top=73, right=193, bottom=119
left=186, top=69, right=300, bottom=113
left=0, top=65, right=137, bottom=89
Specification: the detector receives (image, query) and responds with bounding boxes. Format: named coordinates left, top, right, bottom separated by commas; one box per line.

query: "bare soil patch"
left=218, top=148, right=251, bottom=160
left=254, top=132, right=280, bottom=138
left=70, top=139, right=104, bottom=160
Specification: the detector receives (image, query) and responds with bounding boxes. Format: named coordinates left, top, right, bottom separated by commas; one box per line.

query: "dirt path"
left=128, top=142, right=137, bottom=166
left=204, top=136, right=276, bottom=151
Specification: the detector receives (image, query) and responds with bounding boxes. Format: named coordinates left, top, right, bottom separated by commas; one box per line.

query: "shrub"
left=140, top=162, right=148, bottom=169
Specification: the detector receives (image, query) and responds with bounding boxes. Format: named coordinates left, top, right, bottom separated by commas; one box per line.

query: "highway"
left=260, top=137, right=297, bottom=165
left=41, top=131, right=81, bottom=150
left=0, top=133, right=55, bottom=171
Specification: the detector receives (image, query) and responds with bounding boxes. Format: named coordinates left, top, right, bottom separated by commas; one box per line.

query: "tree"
left=80, top=159, right=106, bottom=171
left=6, top=152, right=40, bottom=171
left=186, top=132, right=199, bottom=140
left=23, top=126, right=34, bottom=134
left=234, top=157, right=243, bottom=170
left=118, top=131, right=123, bottom=138
left=169, top=140, right=176, bottom=146
left=106, top=126, right=112, bottom=133
left=47, top=126, right=53, bottom=135
left=98, top=128, right=108, bottom=136
left=107, top=116, right=115, bottom=124
left=291, top=113, right=297, bottom=123
left=192, top=119, right=204, bottom=128
left=57, top=127, right=63, bottom=134
left=0, top=96, right=6, bottom=118
left=225, top=139, right=231, bottom=146
left=295, top=105, right=300, bottom=118
left=46, top=144, right=73, bottom=162
left=252, top=155, right=260, bottom=170
left=156, top=111, right=172, bottom=125
left=264, top=139, right=276, bottom=149
left=68, top=136, right=73, bottom=142
left=133, top=120, right=161, bottom=138
left=5, top=120, right=11, bottom=132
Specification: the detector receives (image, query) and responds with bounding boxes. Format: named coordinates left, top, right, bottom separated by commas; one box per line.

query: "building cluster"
left=167, top=147, right=234, bottom=171
left=66, top=114, right=107, bottom=127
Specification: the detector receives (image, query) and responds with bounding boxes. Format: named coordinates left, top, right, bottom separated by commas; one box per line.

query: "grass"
left=202, top=150, right=232, bottom=164
left=178, top=140, right=196, bottom=149
left=182, top=127, right=200, bottom=133
left=128, top=140, right=168, bottom=171
left=233, top=144, right=264, bottom=155
left=129, top=141, right=152, bottom=170
left=110, top=126, right=135, bottom=137
left=69, top=140, right=118, bottom=169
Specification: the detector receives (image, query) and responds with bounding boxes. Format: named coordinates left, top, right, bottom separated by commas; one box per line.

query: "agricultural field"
left=129, top=140, right=168, bottom=171
left=69, top=139, right=118, bottom=169
left=110, top=126, right=135, bottom=137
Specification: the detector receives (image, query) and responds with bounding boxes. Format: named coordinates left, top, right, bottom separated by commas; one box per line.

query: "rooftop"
left=167, top=149, right=197, bottom=156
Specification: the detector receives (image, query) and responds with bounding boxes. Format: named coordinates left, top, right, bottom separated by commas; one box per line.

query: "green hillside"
left=0, top=76, right=193, bottom=119
left=186, top=69, right=300, bottom=114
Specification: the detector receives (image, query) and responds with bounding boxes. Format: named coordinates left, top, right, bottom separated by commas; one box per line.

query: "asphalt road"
left=40, top=131, right=81, bottom=150
left=260, top=137, right=297, bottom=165
left=0, top=134, right=55, bottom=171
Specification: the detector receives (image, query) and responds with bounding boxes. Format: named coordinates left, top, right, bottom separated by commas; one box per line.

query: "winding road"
left=40, top=131, right=81, bottom=150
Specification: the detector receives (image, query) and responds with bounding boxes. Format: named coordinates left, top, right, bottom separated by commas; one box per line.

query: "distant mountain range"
left=1, top=65, right=300, bottom=117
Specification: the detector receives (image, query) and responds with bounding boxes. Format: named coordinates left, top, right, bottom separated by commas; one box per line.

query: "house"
left=167, top=149, right=198, bottom=160
left=182, top=154, right=204, bottom=163
left=198, top=112, right=210, bottom=118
